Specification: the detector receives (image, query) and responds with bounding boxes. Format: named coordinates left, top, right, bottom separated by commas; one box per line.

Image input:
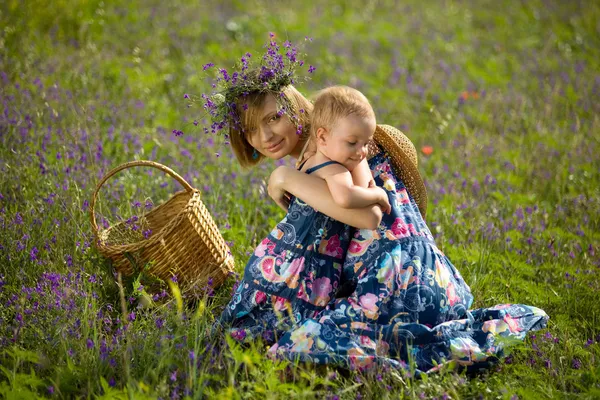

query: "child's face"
left=319, top=114, right=376, bottom=171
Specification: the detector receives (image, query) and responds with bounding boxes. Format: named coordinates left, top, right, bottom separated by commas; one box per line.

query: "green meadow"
left=0, top=0, right=599, bottom=398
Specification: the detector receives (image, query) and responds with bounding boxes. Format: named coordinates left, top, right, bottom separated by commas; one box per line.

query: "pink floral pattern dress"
left=220, top=161, right=352, bottom=343
left=267, top=148, right=549, bottom=375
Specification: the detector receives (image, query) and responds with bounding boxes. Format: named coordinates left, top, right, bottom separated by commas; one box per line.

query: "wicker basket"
left=90, top=160, right=235, bottom=295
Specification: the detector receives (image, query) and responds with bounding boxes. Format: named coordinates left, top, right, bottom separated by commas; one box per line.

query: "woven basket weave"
left=90, top=160, right=235, bottom=295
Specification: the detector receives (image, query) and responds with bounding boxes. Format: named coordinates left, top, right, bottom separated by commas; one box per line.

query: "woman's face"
left=245, top=95, right=300, bottom=160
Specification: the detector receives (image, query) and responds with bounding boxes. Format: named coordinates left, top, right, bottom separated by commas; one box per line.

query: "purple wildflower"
left=29, top=247, right=39, bottom=261
left=308, top=65, right=316, bottom=73
left=231, top=329, right=247, bottom=342
left=14, top=212, right=23, bottom=225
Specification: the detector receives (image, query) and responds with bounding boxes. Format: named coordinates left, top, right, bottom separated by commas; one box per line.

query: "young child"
left=297, top=86, right=391, bottom=214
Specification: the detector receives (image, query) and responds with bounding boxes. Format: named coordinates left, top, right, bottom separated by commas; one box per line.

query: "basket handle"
left=90, top=160, right=195, bottom=236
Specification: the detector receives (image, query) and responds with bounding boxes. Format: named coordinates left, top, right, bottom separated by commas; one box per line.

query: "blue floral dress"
left=220, top=161, right=353, bottom=343
left=267, top=148, right=549, bottom=375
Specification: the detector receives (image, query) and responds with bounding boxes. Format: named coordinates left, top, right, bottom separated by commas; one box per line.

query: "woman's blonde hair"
left=310, top=86, right=376, bottom=139
left=229, top=85, right=313, bottom=168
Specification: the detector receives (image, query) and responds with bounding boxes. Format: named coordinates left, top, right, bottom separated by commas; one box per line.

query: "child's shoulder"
left=300, top=155, right=348, bottom=178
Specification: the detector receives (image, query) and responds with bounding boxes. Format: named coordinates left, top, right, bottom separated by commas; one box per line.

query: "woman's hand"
left=268, top=166, right=292, bottom=211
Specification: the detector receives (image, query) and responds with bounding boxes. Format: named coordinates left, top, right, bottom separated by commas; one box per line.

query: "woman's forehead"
left=261, top=94, right=278, bottom=115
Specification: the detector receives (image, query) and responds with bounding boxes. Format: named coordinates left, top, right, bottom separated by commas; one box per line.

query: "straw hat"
left=373, top=124, right=428, bottom=219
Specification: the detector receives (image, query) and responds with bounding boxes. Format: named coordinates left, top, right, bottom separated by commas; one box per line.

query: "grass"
left=0, top=0, right=599, bottom=398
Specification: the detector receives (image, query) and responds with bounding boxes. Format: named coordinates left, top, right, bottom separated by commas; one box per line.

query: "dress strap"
left=305, top=160, right=342, bottom=174
left=296, top=158, right=309, bottom=171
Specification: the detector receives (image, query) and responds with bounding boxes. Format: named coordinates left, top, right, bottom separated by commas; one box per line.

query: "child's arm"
left=268, top=166, right=383, bottom=230
left=322, top=161, right=391, bottom=213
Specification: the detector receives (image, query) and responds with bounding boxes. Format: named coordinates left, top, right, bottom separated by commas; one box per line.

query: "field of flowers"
left=1, top=0, right=599, bottom=398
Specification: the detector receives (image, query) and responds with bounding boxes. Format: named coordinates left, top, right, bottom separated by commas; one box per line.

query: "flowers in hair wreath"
left=181, top=33, right=316, bottom=141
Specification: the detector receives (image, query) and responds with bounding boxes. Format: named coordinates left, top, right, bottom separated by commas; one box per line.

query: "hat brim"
left=373, top=124, right=428, bottom=219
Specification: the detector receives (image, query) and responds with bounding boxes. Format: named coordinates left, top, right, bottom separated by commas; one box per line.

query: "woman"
left=209, top=44, right=548, bottom=373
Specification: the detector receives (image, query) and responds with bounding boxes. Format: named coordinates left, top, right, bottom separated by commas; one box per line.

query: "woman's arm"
left=268, top=166, right=383, bottom=230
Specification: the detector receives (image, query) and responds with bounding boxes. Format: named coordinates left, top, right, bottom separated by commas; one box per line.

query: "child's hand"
left=367, top=180, right=390, bottom=214
left=373, top=186, right=391, bottom=214
left=369, top=183, right=392, bottom=214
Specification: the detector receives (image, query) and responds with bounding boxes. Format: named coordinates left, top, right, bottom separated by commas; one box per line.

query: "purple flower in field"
left=172, top=129, right=184, bottom=136
left=87, top=338, right=94, bottom=349
left=170, top=370, right=177, bottom=382
left=189, top=350, right=196, bottom=361
left=183, top=94, right=189, bottom=99
left=308, top=65, right=316, bottom=73
left=143, top=229, right=152, bottom=239
left=29, top=247, right=39, bottom=261
left=13, top=212, right=23, bottom=225
left=108, top=377, right=116, bottom=387
left=203, top=63, right=214, bottom=70
left=572, top=358, right=582, bottom=369
left=156, top=318, right=165, bottom=329
left=48, top=386, right=54, bottom=395
left=585, top=339, right=593, bottom=348
left=230, top=329, right=246, bottom=342
left=128, top=312, right=135, bottom=321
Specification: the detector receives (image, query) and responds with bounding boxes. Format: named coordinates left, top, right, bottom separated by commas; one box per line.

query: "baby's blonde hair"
left=310, top=86, right=376, bottom=138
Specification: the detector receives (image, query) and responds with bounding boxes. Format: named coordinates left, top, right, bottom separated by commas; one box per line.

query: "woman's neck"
left=289, top=135, right=309, bottom=159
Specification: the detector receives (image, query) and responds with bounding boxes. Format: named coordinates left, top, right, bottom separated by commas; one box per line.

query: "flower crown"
left=188, top=34, right=315, bottom=138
